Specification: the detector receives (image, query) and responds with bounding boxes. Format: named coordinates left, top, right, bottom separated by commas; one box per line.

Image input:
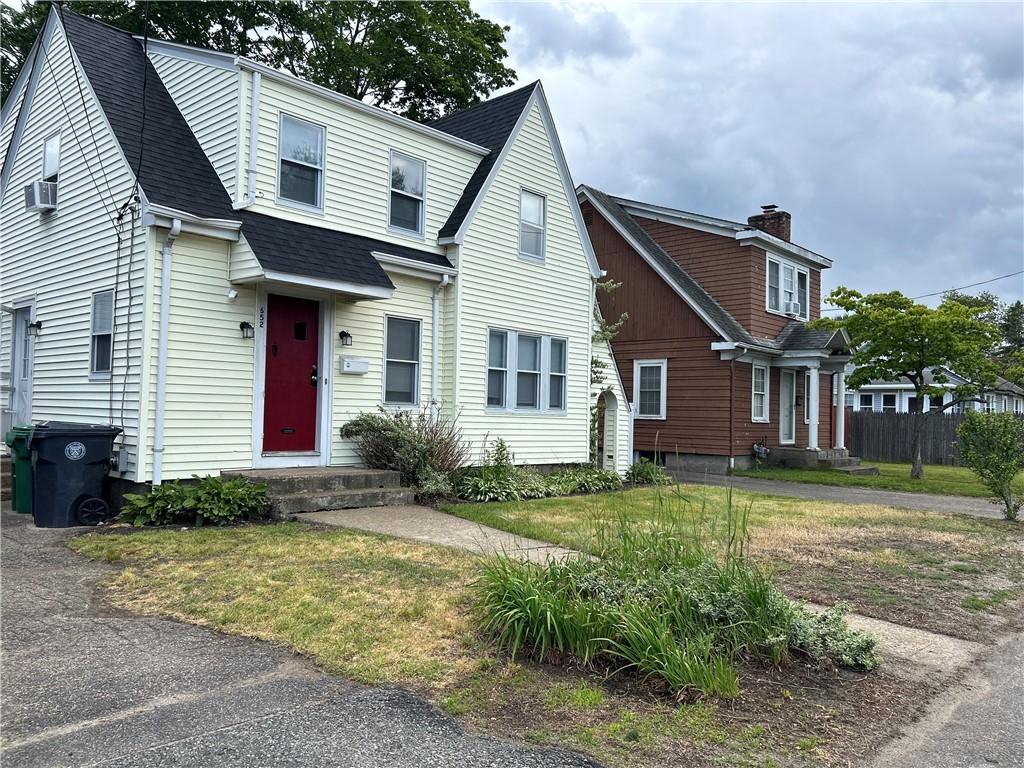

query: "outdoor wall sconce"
left=339, top=330, right=353, bottom=346
left=27, top=320, right=42, bottom=337
left=239, top=321, right=255, bottom=339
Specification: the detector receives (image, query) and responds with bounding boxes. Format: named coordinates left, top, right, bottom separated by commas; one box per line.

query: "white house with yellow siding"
left=0, top=8, right=630, bottom=494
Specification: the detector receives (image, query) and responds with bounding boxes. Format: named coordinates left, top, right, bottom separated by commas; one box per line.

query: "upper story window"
left=634, top=359, right=667, bottom=420
left=487, top=329, right=567, bottom=413
left=384, top=316, right=420, bottom=405
left=43, top=132, right=61, bottom=183
left=766, top=255, right=808, bottom=319
left=90, top=290, right=114, bottom=376
left=389, top=152, right=425, bottom=234
left=278, top=114, right=324, bottom=210
left=519, top=189, right=546, bottom=261
left=752, top=364, right=768, bottom=422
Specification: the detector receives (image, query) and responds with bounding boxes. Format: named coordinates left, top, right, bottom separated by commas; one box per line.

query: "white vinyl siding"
left=248, top=74, right=478, bottom=249
left=752, top=364, right=769, bottom=422
left=332, top=272, right=435, bottom=465
left=633, top=359, right=667, bottom=420
left=142, top=234, right=257, bottom=481
left=149, top=52, right=239, bottom=198
left=454, top=102, right=594, bottom=464
left=383, top=316, right=420, bottom=405
left=0, top=20, right=146, bottom=477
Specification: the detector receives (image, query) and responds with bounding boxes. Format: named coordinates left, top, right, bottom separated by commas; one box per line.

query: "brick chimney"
left=747, top=204, right=791, bottom=242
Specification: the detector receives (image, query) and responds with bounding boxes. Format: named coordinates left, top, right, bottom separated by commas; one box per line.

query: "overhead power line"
left=821, top=269, right=1024, bottom=312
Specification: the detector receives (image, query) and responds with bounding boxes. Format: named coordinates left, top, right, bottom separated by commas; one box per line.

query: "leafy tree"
left=957, top=411, right=1024, bottom=521
left=943, top=291, right=1024, bottom=385
left=817, top=288, right=1000, bottom=480
left=2, top=1, right=516, bottom=119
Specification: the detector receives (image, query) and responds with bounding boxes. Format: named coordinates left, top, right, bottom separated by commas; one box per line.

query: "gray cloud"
left=478, top=1, right=1024, bottom=305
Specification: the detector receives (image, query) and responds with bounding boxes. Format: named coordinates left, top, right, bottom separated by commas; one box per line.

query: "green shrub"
left=549, top=466, right=623, bottom=495
left=957, top=411, right=1024, bottom=520
left=471, top=490, right=876, bottom=697
left=625, top=458, right=672, bottom=486
left=122, top=476, right=270, bottom=527
left=339, top=407, right=469, bottom=490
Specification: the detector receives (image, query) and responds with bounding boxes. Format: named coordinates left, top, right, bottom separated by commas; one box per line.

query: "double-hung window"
left=384, top=317, right=420, bottom=405
left=389, top=152, right=425, bottom=234
left=766, top=255, right=809, bottom=319
left=752, top=365, right=768, bottom=422
left=43, top=133, right=60, bottom=183
left=278, top=114, right=324, bottom=209
left=90, top=290, right=114, bottom=376
left=519, top=189, right=545, bottom=260
left=487, top=330, right=567, bottom=412
left=881, top=393, right=897, bottom=412
left=516, top=334, right=542, bottom=409
left=634, top=359, right=667, bottom=420
left=859, top=393, right=874, bottom=411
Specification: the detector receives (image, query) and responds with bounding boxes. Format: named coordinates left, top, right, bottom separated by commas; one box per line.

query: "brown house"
left=578, top=186, right=854, bottom=473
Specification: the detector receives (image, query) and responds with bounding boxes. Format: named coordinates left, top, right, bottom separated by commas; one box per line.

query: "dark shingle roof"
left=430, top=83, right=538, bottom=239
left=581, top=185, right=769, bottom=348
left=60, top=10, right=235, bottom=220
left=239, top=211, right=452, bottom=289
left=775, top=321, right=847, bottom=351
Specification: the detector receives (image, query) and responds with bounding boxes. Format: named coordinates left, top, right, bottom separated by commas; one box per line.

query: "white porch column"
left=834, top=372, right=846, bottom=450
left=807, top=365, right=820, bottom=450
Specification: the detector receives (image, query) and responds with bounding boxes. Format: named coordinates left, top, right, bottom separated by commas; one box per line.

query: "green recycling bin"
left=4, top=425, right=34, bottom=515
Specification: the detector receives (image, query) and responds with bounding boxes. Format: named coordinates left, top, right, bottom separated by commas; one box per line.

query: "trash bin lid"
left=28, top=421, right=123, bottom=440
left=4, top=424, right=34, bottom=447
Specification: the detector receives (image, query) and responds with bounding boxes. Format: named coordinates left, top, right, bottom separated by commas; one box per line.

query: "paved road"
left=0, top=509, right=597, bottom=768
left=870, top=631, right=1024, bottom=768
left=673, top=472, right=1004, bottom=518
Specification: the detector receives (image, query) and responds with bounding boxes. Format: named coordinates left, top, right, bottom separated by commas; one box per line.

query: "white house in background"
left=0, top=9, right=631, bottom=493
left=845, top=369, right=1024, bottom=415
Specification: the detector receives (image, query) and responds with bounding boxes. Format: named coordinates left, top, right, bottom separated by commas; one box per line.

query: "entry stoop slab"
left=224, top=467, right=415, bottom=517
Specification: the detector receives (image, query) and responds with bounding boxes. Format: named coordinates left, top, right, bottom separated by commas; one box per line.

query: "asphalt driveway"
left=0, top=509, right=597, bottom=768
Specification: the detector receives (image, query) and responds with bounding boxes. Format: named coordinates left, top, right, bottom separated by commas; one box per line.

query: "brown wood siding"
left=583, top=200, right=836, bottom=461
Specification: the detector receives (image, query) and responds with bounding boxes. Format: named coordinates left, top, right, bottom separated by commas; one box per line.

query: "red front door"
left=263, top=294, right=320, bottom=452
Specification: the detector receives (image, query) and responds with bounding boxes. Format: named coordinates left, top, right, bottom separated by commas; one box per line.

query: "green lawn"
left=733, top=461, right=1024, bottom=498
left=442, top=484, right=1024, bottom=640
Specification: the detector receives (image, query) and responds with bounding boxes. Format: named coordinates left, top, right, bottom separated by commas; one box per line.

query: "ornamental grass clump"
left=472, top=488, right=877, bottom=698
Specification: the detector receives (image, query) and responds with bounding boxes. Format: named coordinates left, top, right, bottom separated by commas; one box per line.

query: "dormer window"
left=389, top=151, right=425, bottom=234
left=278, top=114, right=324, bottom=210
left=43, top=133, right=60, bottom=183
left=766, top=255, right=808, bottom=319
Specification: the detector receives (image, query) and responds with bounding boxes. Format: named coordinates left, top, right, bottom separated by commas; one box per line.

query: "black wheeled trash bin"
left=29, top=422, right=122, bottom=528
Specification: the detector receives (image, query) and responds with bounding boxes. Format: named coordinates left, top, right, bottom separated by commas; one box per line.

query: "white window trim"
left=276, top=112, right=326, bottom=213
left=382, top=314, right=421, bottom=406
left=518, top=187, right=547, bottom=263
left=881, top=393, right=898, bottom=412
left=89, top=289, right=114, bottom=380
left=859, top=392, right=875, bottom=412
left=387, top=149, right=426, bottom=238
left=485, top=328, right=568, bottom=415
left=765, top=253, right=809, bottom=320
left=779, top=369, right=796, bottom=444
left=804, top=371, right=812, bottom=424
left=486, top=329, right=508, bottom=409
left=633, top=358, right=668, bottom=420
left=752, top=364, right=769, bottom=423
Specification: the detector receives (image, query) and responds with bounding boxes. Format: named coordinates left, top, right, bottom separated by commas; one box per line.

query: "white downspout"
left=152, top=218, right=181, bottom=486
left=430, top=274, right=450, bottom=417
left=235, top=69, right=260, bottom=209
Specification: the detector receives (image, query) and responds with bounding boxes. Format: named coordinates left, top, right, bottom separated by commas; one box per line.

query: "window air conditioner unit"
left=24, top=180, right=57, bottom=213
left=784, top=301, right=801, bottom=317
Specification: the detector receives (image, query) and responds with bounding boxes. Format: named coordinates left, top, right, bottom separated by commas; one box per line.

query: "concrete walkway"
left=674, top=471, right=1003, bottom=519
left=298, top=505, right=582, bottom=563
left=0, top=509, right=596, bottom=768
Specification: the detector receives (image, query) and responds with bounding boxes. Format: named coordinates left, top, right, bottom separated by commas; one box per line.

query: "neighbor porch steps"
left=767, top=447, right=880, bottom=475
left=223, top=467, right=415, bottom=517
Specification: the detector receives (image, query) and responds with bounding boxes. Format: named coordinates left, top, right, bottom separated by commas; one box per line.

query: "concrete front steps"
left=223, top=467, right=415, bottom=517
left=769, top=447, right=879, bottom=475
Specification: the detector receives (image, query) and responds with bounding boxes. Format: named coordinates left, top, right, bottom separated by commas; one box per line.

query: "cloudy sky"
left=476, top=1, right=1024, bottom=308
